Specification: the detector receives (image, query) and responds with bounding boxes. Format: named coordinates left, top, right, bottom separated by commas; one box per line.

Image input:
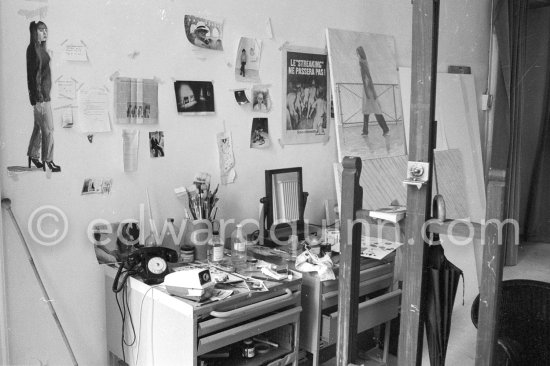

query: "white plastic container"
left=161, top=218, right=179, bottom=253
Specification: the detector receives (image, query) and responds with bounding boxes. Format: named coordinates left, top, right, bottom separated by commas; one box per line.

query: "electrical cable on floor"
left=123, top=284, right=137, bottom=347
left=114, top=268, right=138, bottom=364
left=135, top=285, right=159, bottom=366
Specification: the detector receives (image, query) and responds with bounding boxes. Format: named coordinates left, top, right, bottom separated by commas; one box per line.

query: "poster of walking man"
left=281, top=46, right=329, bottom=145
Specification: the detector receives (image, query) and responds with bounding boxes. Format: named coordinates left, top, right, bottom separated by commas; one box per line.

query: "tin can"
left=180, top=245, right=195, bottom=263
left=241, top=339, right=255, bottom=358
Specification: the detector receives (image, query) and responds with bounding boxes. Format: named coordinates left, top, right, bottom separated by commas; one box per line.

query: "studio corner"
left=1, top=1, right=549, bottom=366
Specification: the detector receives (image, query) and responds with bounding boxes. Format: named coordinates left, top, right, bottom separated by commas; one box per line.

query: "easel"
left=396, top=0, right=441, bottom=363
left=335, top=0, right=508, bottom=363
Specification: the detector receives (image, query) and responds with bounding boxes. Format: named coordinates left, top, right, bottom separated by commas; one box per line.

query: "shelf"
left=426, top=219, right=482, bottom=240
left=201, top=347, right=294, bottom=366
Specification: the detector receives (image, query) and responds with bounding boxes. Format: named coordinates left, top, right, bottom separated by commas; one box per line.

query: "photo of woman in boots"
left=26, top=21, right=60, bottom=172
left=356, top=46, right=389, bottom=137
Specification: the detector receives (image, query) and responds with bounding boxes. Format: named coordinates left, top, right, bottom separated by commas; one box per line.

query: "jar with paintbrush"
left=177, top=172, right=220, bottom=261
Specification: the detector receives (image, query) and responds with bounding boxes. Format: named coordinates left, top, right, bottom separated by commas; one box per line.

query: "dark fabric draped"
left=493, top=0, right=528, bottom=264
left=525, top=23, right=550, bottom=241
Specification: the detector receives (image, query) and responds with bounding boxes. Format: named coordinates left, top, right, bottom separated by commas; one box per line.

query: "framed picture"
left=174, top=81, right=215, bottom=114
left=281, top=46, right=330, bottom=145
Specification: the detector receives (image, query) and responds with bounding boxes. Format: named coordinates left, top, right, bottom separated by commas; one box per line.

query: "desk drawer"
left=321, top=290, right=401, bottom=345
left=198, top=306, right=302, bottom=355
left=321, top=273, right=393, bottom=308
left=322, top=262, right=394, bottom=294
left=198, top=289, right=301, bottom=337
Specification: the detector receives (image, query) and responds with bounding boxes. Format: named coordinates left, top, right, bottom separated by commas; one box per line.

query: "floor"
left=321, top=242, right=550, bottom=366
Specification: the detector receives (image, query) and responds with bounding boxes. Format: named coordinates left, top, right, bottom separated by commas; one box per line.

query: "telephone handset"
left=112, top=246, right=179, bottom=292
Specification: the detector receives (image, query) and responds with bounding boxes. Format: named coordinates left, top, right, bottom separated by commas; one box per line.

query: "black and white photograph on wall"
left=174, top=81, right=215, bottom=114
left=251, top=85, right=272, bottom=113
left=92, top=222, right=140, bottom=265
left=281, top=46, right=330, bottom=145
left=115, top=77, right=159, bottom=124
left=235, top=37, right=262, bottom=83
left=234, top=89, right=250, bottom=105
left=184, top=15, right=223, bottom=51
left=250, top=118, right=270, bottom=149
left=149, top=131, right=165, bottom=158
left=81, top=177, right=113, bottom=195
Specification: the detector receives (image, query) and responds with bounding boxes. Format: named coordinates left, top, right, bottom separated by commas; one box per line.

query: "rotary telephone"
left=112, top=246, right=179, bottom=292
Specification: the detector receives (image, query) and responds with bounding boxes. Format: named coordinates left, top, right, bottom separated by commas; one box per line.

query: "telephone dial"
left=112, top=246, right=179, bottom=292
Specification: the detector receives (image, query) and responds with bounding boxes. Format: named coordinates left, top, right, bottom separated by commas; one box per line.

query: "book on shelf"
left=368, top=205, right=406, bottom=223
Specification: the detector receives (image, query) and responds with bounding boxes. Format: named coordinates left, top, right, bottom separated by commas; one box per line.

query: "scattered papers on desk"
left=360, top=236, right=403, bottom=260
left=210, top=289, right=233, bottom=301
left=244, top=280, right=269, bottom=292
left=295, top=249, right=335, bottom=282
left=261, top=266, right=287, bottom=280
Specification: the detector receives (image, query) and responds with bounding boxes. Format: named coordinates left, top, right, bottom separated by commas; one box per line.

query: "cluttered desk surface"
left=105, top=241, right=396, bottom=317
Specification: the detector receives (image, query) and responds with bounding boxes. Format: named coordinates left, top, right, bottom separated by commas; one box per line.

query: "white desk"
left=104, top=265, right=302, bottom=366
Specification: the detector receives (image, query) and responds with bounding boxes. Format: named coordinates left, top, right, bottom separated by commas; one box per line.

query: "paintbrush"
left=187, top=185, right=200, bottom=220
left=175, top=186, right=192, bottom=219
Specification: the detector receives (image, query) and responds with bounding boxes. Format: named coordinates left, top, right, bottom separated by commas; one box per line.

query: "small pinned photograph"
left=250, top=118, right=270, bottom=149
left=174, top=81, right=215, bottom=114
left=184, top=15, right=223, bottom=51
left=235, top=37, right=262, bottom=83
left=234, top=89, right=249, bottom=105
left=149, top=131, right=165, bottom=157
left=251, top=85, right=272, bottom=113
left=82, top=178, right=113, bottom=195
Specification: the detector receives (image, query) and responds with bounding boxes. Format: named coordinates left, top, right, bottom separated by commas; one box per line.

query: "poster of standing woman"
left=281, top=46, right=329, bottom=145
left=10, top=21, right=62, bottom=173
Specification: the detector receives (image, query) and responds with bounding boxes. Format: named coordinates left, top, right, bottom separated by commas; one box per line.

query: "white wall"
left=0, top=1, right=490, bottom=365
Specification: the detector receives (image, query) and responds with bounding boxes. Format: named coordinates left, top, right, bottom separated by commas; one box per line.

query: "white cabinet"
left=104, top=265, right=302, bottom=366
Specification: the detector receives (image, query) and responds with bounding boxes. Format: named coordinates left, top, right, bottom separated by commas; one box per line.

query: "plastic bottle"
left=144, top=230, right=157, bottom=247
left=161, top=218, right=179, bottom=253
left=209, top=230, right=224, bottom=263
left=231, top=224, right=247, bottom=269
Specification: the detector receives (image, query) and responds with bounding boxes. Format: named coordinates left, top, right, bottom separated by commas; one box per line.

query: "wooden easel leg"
left=382, top=321, right=391, bottom=365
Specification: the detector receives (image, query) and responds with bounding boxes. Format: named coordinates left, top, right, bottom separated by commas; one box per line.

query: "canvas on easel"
left=327, top=28, right=408, bottom=212
left=327, top=28, right=407, bottom=160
